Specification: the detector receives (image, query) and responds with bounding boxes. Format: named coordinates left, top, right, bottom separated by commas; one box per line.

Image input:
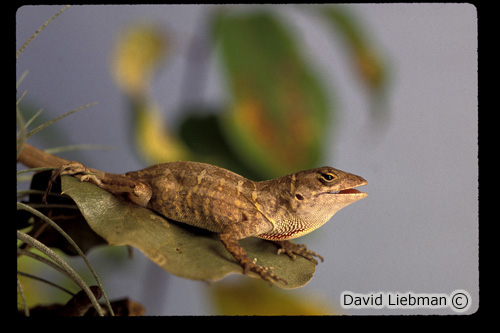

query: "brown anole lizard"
left=19, top=143, right=368, bottom=285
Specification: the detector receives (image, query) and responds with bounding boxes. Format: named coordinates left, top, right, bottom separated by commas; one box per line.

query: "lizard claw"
left=275, top=241, right=324, bottom=264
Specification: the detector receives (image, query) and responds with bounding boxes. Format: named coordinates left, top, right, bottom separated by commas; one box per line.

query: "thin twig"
left=16, top=107, right=26, bottom=160
left=23, top=102, right=97, bottom=140
left=18, top=270, right=76, bottom=297
left=18, top=248, right=77, bottom=279
left=16, top=167, right=56, bottom=175
left=17, top=5, right=71, bottom=59
left=17, top=278, right=29, bottom=316
left=45, top=144, right=115, bottom=155
left=17, top=230, right=104, bottom=316
left=18, top=108, right=44, bottom=137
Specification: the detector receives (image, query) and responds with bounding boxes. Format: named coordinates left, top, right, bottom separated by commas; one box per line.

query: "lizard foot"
left=275, top=241, right=324, bottom=264
left=219, top=232, right=288, bottom=285
left=242, top=259, right=288, bottom=286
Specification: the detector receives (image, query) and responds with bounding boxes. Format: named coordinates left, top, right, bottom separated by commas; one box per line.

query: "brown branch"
left=17, top=143, right=70, bottom=169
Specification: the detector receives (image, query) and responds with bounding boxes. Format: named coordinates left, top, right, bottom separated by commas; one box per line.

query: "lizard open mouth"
left=335, top=188, right=363, bottom=194
left=326, top=187, right=367, bottom=195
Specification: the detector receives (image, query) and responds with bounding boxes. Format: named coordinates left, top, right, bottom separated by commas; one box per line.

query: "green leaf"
left=61, top=176, right=317, bottom=289
left=213, top=12, right=330, bottom=179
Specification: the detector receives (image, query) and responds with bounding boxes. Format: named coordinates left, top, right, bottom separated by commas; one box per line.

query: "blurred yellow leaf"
left=211, top=279, right=339, bottom=315
left=110, top=22, right=168, bottom=97
left=110, top=21, right=190, bottom=163
left=133, top=101, right=191, bottom=163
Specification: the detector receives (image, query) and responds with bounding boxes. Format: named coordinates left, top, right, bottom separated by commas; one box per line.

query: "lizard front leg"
left=219, top=223, right=288, bottom=285
left=45, top=161, right=153, bottom=207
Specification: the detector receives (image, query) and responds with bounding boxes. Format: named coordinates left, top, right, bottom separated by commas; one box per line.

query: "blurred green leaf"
left=213, top=12, right=330, bottom=179
left=61, top=176, right=317, bottom=289
left=178, top=110, right=262, bottom=180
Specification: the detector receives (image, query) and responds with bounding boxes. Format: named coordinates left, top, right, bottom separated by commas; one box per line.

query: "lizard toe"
left=276, top=241, right=324, bottom=264
left=243, top=261, right=288, bottom=285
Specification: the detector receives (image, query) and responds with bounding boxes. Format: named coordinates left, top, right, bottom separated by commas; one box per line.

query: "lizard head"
left=300, top=166, right=368, bottom=199
left=258, top=166, right=367, bottom=241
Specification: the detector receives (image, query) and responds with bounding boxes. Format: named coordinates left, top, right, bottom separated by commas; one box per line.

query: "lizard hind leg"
left=44, top=161, right=152, bottom=208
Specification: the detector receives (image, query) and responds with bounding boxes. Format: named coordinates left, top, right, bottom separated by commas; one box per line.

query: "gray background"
left=16, top=4, right=478, bottom=315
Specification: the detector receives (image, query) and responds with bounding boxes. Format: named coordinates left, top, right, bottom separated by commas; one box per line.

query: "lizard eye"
left=320, top=173, right=336, bottom=182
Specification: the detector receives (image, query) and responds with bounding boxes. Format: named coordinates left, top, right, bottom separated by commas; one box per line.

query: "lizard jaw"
left=325, top=189, right=368, bottom=201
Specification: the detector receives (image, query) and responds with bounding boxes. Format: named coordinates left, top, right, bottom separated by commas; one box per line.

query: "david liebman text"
left=341, top=291, right=448, bottom=309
